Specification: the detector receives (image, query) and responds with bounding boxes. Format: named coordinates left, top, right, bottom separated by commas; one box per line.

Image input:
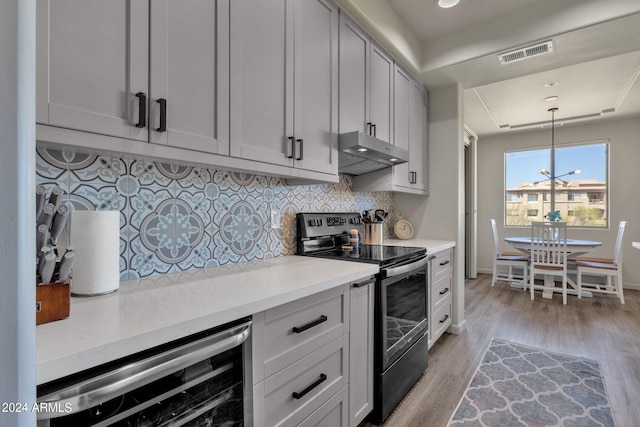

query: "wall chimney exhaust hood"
left=338, top=131, right=409, bottom=176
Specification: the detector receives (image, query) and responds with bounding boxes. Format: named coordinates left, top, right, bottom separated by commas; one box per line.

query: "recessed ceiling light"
left=545, top=96, right=558, bottom=102
left=437, top=0, right=460, bottom=8
left=357, top=148, right=368, bottom=152
left=389, top=158, right=398, bottom=162
left=544, top=82, right=559, bottom=87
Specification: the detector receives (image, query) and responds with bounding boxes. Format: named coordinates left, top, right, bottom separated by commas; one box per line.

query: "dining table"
left=504, top=236, right=603, bottom=299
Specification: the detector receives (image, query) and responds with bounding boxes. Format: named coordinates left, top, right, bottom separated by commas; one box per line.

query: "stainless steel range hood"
left=338, top=131, right=409, bottom=176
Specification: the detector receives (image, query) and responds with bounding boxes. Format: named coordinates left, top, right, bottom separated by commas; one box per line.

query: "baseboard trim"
left=447, top=319, right=466, bottom=335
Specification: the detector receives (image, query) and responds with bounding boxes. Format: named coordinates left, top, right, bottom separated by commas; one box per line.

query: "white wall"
left=396, top=84, right=466, bottom=334
left=477, top=116, right=640, bottom=287
left=0, top=0, right=36, bottom=425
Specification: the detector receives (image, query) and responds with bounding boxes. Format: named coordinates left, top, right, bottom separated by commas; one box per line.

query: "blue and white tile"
left=128, top=187, right=174, bottom=276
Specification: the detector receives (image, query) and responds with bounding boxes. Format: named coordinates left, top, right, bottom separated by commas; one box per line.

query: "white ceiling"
left=344, top=0, right=640, bottom=137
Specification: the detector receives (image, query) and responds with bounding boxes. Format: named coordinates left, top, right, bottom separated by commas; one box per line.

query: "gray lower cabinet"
left=252, top=278, right=374, bottom=427
left=252, top=286, right=348, bottom=427
left=429, top=248, right=453, bottom=348
left=348, top=277, right=375, bottom=426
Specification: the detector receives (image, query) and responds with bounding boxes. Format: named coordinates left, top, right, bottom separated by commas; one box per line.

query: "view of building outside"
left=504, top=142, right=608, bottom=227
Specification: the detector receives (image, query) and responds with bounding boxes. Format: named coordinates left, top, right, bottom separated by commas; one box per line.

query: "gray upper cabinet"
left=36, top=0, right=149, bottom=142
left=393, top=66, right=428, bottom=193
left=339, top=13, right=393, bottom=144
left=149, top=0, right=229, bottom=154
left=37, top=0, right=229, bottom=155
left=230, top=0, right=338, bottom=176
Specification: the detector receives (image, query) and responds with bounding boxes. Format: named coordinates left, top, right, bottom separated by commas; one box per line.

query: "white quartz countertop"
left=633, top=241, right=640, bottom=250
left=384, top=238, right=456, bottom=254
left=36, top=256, right=378, bottom=385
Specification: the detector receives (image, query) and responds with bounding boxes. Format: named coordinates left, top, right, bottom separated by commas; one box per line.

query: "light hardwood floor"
left=363, top=274, right=640, bottom=427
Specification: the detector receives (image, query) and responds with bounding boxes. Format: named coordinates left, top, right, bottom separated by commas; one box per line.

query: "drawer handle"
left=439, top=314, right=449, bottom=324
left=353, top=279, right=375, bottom=288
left=292, top=315, right=327, bottom=334
left=439, top=260, right=450, bottom=266
left=439, top=287, right=449, bottom=295
left=292, top=373, right=327, bottom=400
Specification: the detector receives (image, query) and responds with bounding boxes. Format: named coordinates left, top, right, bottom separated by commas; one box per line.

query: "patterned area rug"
left=448, top=338, right=616, bottom=426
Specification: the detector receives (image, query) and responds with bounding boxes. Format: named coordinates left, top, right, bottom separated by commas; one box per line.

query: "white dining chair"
left=576, top=221, right=626, bottom=304
left=530, top=221, right=568, bottom=304
left=491, top=219, right=529, bottom=288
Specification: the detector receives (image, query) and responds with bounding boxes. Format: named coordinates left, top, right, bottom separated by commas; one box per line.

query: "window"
left=506, top=193, right=519, bottom=202
left=505, top=142, right=608, bottom=227
left=567, top=192, right=580, bottom=202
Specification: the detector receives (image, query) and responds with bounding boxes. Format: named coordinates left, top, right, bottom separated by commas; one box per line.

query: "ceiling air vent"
left=498, top=41, right=553, bottom=65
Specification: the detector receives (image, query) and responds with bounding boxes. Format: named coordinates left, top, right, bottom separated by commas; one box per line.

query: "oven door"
left=378, top=255, right=429, bottom=370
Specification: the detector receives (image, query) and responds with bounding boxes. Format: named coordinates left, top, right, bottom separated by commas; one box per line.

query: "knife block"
left=36, top=279, right=70, bottom=325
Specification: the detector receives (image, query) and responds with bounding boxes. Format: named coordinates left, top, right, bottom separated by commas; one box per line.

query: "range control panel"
left=297, top=212, right=364, bottom=239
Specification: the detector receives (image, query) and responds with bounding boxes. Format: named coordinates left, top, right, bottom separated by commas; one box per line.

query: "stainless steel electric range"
left=296, top=212, right=429, bottom=425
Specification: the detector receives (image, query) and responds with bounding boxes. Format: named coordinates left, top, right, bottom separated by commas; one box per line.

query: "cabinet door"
left=150, top=0, right=229, bottom=155
left=410, top=81, right=428, bottom=192
left=338, top=14, right=369, bottom=135
left=392, top=65, right=412, bottom=189
left=293, top=0, right=338, bottom=174
left=349, top=277, right=375, bottom=426
left=36, top=0, right=148, bottom=142
left=229, top=0, right=294, bottom=167
left=369, top=44, right=393, bottom=144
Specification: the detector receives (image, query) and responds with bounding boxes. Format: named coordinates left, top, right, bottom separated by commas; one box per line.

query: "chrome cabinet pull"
left=292, top=373, right=327, bottom=400
left=292, top=315, right=327, bottom=333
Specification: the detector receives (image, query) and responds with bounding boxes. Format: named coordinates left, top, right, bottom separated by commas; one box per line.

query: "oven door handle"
left=36, top=320, right=251, bottom=420
left=385, top=255, right=429, bottom=278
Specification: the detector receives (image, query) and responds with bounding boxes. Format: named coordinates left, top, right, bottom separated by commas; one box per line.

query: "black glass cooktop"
left=306, top=244, right=425, bottom=266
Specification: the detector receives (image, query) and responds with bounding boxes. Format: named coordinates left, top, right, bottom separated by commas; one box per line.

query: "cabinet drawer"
left=433, top=274, right=452, bottom=309
left=261, top=287, right=346, bottom=378
left=262, top=337, right=347, bottom=427
left=432, top=299, right=452, bottom=342
left=432, top=249, right=453, bottom=281
left=298, top=386, right=348, bottom=427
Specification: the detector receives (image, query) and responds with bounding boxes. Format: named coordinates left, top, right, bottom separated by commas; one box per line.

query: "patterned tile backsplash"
left=36, top=148, right=395, bottom=279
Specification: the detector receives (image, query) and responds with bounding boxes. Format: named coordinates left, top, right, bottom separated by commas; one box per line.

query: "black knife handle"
left=287, top=136, right=295, bottom=158
left=135, top=92, right=146, bottom=128
left=296, top=138, right=303, bottom=160
left=292, top=315, right=327, bottom=333
left=292, top=374, right=327, bottom=400
left=156, top=98, right=167, bottom=132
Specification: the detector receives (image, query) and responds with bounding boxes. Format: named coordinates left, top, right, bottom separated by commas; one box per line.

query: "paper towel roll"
left=70, top=210, right=120, bottom=296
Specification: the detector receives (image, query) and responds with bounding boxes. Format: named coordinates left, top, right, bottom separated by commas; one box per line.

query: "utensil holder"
left=36, top=279, right=70, bottom=325
left=364, top=223, right=384, bottom=245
